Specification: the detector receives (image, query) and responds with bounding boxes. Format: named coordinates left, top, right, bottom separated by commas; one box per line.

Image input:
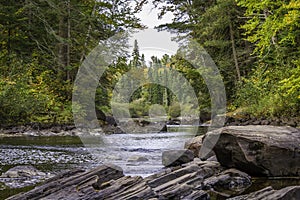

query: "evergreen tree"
left=131, top=39, right=141, bottom=68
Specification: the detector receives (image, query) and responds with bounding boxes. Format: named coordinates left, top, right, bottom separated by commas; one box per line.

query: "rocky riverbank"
left=1, top=114, right=299, bottom=137
left=0, top=124, right=125, bottom=137
left=224, top=115, right=300, bottom=128
left=0, top=118, right=169, bottom=137
left=4, top=125, right=300, bottom=199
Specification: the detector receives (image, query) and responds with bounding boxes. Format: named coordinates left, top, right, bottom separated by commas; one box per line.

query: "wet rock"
left=146, top=164, right=204, bottom=188
left=162, top=149, right=194, bottom=167
left=200, top=111, right=211, bottom=124
left=102, top=125, right=124, bottom=134
left=106, top=116, right=118, bottom=126
left=1, top=165, right=45, bottom=178
left=127, top=156, right=149, bottom=162
left=0, top=165, right=52, bottom=189
left=160, top=124, right=168, bottom=132
left=203, top=168, right=251, bottom=197
left=167, top=119, right=180, bottom=125
left=145, top=160, right=221, bottom=199
left=96, top=109, right=106, bottom=121
left=228, top=185, right=300, bottom=200
left=204, top=125, right=300, bottom=176
left=6, top=161, right=251, bottom=200
left=182, top=190, right=210, bottom=200
left=7, top=164, right=124, bottom=200
left=117, top=120, right=167, bottom=133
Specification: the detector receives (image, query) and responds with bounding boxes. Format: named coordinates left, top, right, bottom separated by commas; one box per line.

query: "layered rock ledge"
left=7, top=161, right=252, bottom=200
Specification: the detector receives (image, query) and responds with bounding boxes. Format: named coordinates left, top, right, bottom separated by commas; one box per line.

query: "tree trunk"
left=80, top=3, right=97, bottom=63
left=229, top=22, right=241, bottom=82
left=58, top=0, right=70, bottom=80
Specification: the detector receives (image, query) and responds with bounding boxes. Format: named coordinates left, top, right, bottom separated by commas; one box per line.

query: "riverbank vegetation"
left=0, top=0, right=299, bottom=126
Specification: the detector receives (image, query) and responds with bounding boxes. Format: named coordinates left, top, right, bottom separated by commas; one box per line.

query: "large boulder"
left=203, top=125, right=300, bottom=176
left=162, top=150, right=194, bottom=167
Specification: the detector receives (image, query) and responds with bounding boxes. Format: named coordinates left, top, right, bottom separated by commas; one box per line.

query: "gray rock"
left=162, top=149, right=194, bottom=167
left=0, top=165, right=51, bottom=189
left=228, top=185, right=300, bottom=200
left=7, top=164, right=124, bottom=200
left=206, top=155, right=218, bottom=161
left=5, top=161, right=245, bottom=200
left=203, top=125, right=300, bottom=176
left=127, top=156, right=149, bottom=162
left=184, top=135, right=204, bottom=157
left=182, top=190, right=210, bottom=200
left=203, top=168, right=251, bottom=197
left=145, top=161, right=221, bottom=199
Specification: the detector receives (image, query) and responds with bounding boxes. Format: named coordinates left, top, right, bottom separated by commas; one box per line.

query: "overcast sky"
left=129, top=3, right=179, bottom=64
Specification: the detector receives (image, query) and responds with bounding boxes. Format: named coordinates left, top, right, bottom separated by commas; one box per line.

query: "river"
left=1, top=126, right=299, bottom=199
left=0, top=126, right=204, bottom=178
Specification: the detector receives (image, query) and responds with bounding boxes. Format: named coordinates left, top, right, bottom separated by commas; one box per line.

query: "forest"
left=0, top=0, right=299, bottom=126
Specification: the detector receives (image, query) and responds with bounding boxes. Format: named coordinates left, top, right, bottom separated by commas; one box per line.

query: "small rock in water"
left=127, top=156, right=149, bottom=162
left=162, top=149, right=194, bottom=167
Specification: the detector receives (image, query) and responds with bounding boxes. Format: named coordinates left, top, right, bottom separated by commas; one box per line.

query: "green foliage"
left=0, top=0, right=144, bottom=126
left=1, top=0, right=300, bottom=126
left=235, top=61, right=300, bottom=117
left=129, top=99, right=149, bottom=118
left=237, top=0, right=300, bottom=57
left=154, top=0, right=254, bottom=98
left=0, top=56, right=72, bottom=124
left=149, top=104, right=166, bottom=117
left=168, top=103, right=181, bottom=118
left=233, top=0, right=300, bottom=118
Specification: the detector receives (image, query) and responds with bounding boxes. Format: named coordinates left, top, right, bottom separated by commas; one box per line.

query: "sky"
left=129, top=3, right=179, bottom=64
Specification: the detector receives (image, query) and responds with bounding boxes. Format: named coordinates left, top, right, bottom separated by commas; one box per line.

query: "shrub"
left=168, top=103, right=181, bottom=118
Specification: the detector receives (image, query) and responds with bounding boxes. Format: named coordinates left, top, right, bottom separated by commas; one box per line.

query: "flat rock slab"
left=203, top=125, right=300, bottom=176
left=8, top=160, right=252, bottom=200
left=228, top=185, right=300, bottom=200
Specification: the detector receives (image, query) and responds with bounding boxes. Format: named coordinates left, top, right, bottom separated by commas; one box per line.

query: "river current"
left=0, top=126, right=205, bottom=177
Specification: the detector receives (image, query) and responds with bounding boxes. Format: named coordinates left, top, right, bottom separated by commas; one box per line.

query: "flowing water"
left=0, top=126, right=203, bottom=177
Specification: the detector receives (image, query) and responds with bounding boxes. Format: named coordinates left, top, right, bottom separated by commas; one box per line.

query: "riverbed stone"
left=162, top=149, right=194, bottom=167
left=203, top=125, right=300, bottom=176
left=127, top=156, right=149, bottom=162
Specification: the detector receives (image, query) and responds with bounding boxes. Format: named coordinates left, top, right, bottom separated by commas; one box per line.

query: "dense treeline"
left=153, top=0, right=300, bottom=118
left=0, top=0, right=299, bottom=126
left=0, top=0, right=144, bottom=125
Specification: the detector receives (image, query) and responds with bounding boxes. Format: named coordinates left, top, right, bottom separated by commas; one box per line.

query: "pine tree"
left=131, top=39, right=141, bottom=68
